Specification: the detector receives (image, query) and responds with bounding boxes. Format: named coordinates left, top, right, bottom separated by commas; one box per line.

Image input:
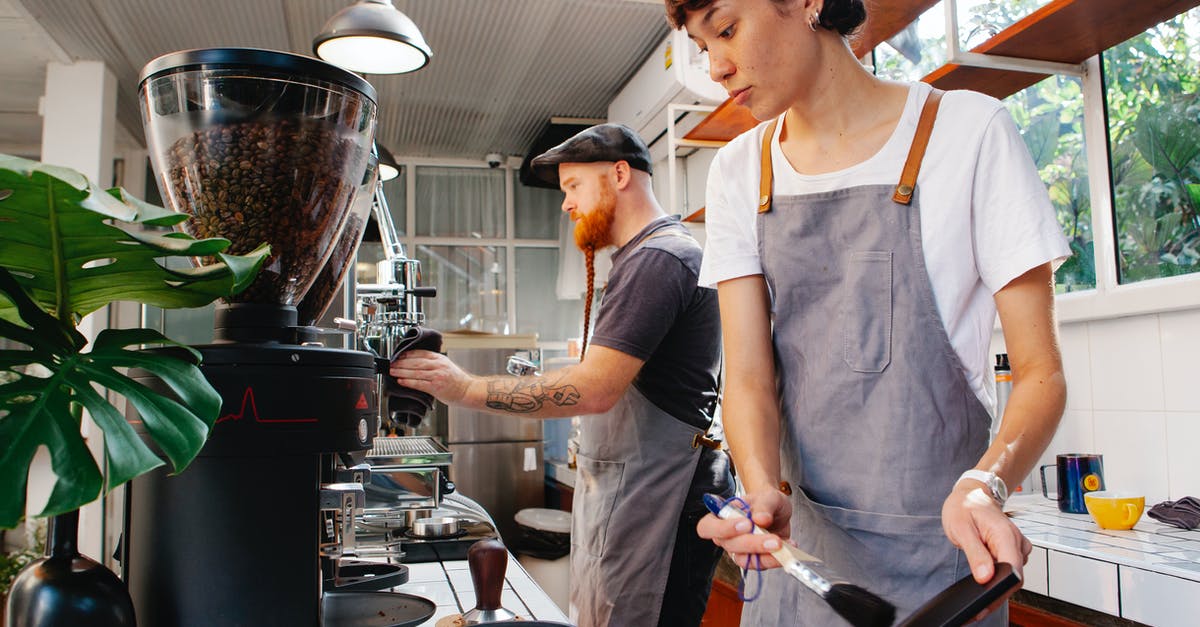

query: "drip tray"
left=328, top=559, right=409, bottom=592
left=322, top=591, right=435, bottom=627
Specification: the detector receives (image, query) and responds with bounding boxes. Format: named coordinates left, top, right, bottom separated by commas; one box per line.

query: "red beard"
left=573, top=182, right=617, bottom=252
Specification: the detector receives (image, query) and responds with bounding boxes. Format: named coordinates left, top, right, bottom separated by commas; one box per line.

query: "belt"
left=691, top=432, right=722, bottom=450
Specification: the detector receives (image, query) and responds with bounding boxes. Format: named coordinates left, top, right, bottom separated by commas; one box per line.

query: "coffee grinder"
left=121, top=48, right=436, bottom=626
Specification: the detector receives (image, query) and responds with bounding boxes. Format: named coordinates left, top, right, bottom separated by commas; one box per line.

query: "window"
left=1103, top=11, right=1200, bottom=284
left=1002, top=75, right=1093, bottom=292
left=868, top=1, right=1200, bottom=319
left=358, top=161, right=578, bottom=341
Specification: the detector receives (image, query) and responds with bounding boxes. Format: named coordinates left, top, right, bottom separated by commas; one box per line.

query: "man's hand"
left=942, top=481, right=1032, bottom=584
left=389, top=349, right=471, bottom=404
left=696, top=488, right=793, bottom=570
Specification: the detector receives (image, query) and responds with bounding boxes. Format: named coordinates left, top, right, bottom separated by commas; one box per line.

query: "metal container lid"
left=139, top=47, right=376, bottom=103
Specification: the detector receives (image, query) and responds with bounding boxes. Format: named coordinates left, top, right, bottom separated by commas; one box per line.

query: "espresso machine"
left=121, top=48, right=439, bottom=626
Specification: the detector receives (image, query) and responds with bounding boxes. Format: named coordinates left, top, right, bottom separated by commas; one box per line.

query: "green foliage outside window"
left=875, top=2, right=1200, bottom=290
left=1104, top=11, right=1200, bottom=283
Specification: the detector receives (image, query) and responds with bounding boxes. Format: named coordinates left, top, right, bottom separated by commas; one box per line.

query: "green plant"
left=0, top=154, right=270, bottom=529
left=0, top=521, right=44, bottom=599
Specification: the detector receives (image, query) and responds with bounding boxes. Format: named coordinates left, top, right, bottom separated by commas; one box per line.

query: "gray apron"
left=570, top=383, right=706, bottom=627
left=742, top=90, right=1006, bottom=626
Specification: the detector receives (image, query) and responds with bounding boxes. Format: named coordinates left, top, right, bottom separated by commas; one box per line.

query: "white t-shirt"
left=698, top=82, right=1071, bottom=412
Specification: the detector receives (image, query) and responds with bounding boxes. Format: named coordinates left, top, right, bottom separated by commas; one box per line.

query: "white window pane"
left=515, top=248, right=583, bottom=342
left=415, top=167, right=505, bottom=238
left=416, top=244, right=508, bottom=333
left=514, top=174, right=563, bottom=240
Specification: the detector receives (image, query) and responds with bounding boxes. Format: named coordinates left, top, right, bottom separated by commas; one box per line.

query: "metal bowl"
left=410, top=516, right=460, bottom=538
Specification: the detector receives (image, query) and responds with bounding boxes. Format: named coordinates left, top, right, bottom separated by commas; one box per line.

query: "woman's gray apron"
left=742, top=89, right=1006, bottom=626
left=569, top=313, right=708, bottom=624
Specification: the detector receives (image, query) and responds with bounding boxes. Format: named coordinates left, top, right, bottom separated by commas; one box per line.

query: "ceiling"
left=0, top=0, right=670, bottom=161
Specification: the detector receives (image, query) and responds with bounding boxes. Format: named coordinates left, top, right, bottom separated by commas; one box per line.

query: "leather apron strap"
left=757, top=88, right=946, bottom=213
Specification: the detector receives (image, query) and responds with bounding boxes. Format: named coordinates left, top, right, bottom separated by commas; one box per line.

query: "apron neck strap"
left=756, top=87, right=946, bottom=213
left=892, top=88, right=944, bottom=205
left=758, top=118, right=779, bottom=214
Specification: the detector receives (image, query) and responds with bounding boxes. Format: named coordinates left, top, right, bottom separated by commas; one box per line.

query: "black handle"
left=409, top=286, right=437, bottom=298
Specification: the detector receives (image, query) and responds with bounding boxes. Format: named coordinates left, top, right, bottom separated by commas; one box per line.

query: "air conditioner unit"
left=607, top=29, right=726, bottom=149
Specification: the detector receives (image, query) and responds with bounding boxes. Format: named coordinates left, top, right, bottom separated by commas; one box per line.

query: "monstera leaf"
left=0, top=154, right=270, bottom=528
left=0, top=154, right=268, bottom=323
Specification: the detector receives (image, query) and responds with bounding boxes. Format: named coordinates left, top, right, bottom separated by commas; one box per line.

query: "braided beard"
left=573, top=183, right=617, bottom=359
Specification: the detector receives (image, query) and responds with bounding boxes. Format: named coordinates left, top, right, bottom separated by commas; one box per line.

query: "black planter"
left=5, top=510, right=135, bottom=627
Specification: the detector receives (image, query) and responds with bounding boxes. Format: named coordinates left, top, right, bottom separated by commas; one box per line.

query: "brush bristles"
left=826, top=584, right=897, bottom=627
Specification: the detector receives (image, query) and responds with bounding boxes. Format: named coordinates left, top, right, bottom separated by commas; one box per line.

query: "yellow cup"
left=1084, top=491, right=1145, bottom=530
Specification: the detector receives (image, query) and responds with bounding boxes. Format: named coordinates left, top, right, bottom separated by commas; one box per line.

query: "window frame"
left=386, top=156, right=563, bottom=340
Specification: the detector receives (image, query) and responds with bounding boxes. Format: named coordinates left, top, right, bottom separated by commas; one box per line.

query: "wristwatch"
left=957, top=469, right=1009, bottom=506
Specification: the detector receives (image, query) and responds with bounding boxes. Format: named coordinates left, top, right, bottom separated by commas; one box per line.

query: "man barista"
left=389, top=123, right=733, bottom=627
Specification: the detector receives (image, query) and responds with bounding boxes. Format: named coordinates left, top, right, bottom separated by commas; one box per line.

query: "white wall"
left=994, top=306, right=1200, bottom=505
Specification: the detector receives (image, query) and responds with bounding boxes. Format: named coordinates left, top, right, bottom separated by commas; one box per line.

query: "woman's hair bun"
left=820, top=0, right=867, bottom=36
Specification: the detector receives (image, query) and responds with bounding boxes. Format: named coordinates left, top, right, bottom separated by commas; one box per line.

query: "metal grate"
left=370, top=436, right=440, bottom=457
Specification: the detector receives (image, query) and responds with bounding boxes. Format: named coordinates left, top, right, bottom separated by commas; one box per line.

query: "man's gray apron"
left=569, top=226, right=711, bottom=627
left=741, top=89, right=1006, bottom=626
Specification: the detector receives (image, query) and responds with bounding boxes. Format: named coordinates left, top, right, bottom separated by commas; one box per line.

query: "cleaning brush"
left=703, top=493, right=896, bottom=627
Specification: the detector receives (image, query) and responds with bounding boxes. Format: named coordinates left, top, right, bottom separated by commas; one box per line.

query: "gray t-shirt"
left=590, top=216, right=721, bottom=430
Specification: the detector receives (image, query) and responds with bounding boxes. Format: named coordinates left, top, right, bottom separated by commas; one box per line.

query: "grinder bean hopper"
left=122, top=47, right=436, bottom=626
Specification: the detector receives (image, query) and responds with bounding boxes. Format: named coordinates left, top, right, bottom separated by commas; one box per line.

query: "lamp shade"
left=376, top=143, right=400, bottom=181
left=313, top=0, right=432, bottom=74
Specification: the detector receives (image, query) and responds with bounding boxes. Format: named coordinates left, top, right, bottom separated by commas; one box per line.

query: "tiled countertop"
left=388, top=552, right=571, bottom=625
left=1006, top=493, right=1200, bottom=626
left=1007, top=494, right=1200, bottom=582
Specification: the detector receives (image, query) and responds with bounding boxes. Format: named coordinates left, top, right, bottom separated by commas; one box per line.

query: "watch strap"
left=957, top=469, right=1008, bottom=506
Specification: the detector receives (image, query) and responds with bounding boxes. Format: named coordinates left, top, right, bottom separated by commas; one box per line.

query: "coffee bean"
left=162, top=118, right=368, bottom=305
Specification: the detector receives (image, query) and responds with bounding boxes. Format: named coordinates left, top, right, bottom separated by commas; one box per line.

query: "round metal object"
left=409, top=516, right=459, bottom=538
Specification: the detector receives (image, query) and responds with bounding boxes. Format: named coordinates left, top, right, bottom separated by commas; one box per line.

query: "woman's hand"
left=941, top=482, right=1032, bottom=584
left=697, top=488, right=793, bottom=570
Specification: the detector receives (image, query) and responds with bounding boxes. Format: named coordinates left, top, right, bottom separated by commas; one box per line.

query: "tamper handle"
left=467, top=539, right=507, bottom=610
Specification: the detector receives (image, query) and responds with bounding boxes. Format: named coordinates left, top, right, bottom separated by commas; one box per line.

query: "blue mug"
left=1040, top=454, right=1105, bottom=514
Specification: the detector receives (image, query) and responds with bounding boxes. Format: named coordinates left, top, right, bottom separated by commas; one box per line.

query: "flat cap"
left=530, top=123, right=652, bottom=187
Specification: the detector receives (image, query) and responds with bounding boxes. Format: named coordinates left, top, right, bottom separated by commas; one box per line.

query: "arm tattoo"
left=485, top=375, right=581, bottom=413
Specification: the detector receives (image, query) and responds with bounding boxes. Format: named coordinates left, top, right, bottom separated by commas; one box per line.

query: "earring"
left=809, top=11, right=820, bottom=32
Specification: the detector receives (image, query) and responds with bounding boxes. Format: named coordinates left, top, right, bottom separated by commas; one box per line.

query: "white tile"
left=1087, top=316, right=1165, bottom=411
left=1024, top=546, right=1049, bottom=595
left=428, top=605, right=463, bottom=624
left=404, top=562, right=448, bottom=583
left=1160, top=310, right=1200, bottom=412
left=1033, top=409, right=1095, bottom=495
left=1094, top=410, right=1169, bottom=504
left=1047, top=550, right=1119, bottom=615
left=1119, top=565, right=1200, bottom=627
left=390, top=581, right=459, bottom=607
left=1058, top=322, right=1092, bottom=410
left=1166, top=412, right=1200, bottom=500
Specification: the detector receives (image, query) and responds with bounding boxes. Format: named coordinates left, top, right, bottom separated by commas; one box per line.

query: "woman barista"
left=668, top=0, right=1070, bottom=623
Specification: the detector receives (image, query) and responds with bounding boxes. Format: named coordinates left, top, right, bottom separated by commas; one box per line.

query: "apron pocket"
left=842, top=251, right=893, bottom=373
left=572, top=454, right=626, bottom=558
left=812, top=500, right=962, bottom=609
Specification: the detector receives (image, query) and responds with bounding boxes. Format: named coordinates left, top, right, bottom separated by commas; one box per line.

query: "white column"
left=33, top=60, right=119, bottom=561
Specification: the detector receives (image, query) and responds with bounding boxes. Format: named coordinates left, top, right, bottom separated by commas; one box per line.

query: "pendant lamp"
left=313, top=0, right=432, bottom=74
left=376, top=143, right=401, bottom=182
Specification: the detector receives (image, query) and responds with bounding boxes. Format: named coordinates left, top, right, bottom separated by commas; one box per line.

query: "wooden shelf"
left=678, top=0, right=1198, bottom=143
left=683, top=207, right=706, bottom=223
left=925, top=0, right=1200, bottom=98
